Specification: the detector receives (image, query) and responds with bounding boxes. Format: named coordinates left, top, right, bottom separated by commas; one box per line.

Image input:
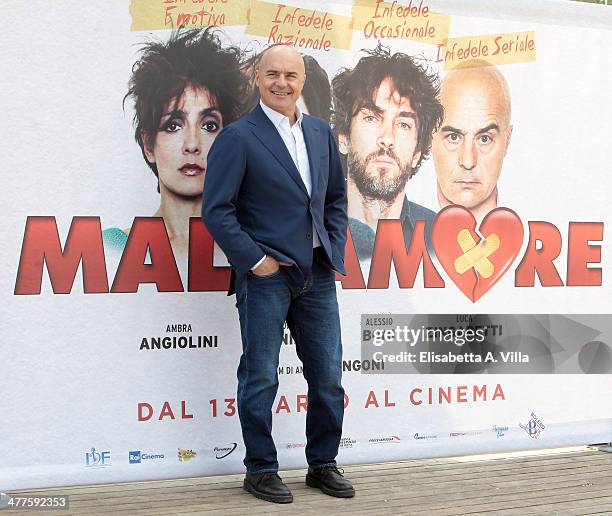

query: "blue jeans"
left=234, top=255, right=344, bottom=473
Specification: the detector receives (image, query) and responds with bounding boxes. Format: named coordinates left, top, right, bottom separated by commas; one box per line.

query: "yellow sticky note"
left=351, top=0, right=451, bottom=45
left=441, top=31, right=536, bottom=70
left=130, top=0, right=249, bottom=32
left=245, top=0, right=353, bottom=51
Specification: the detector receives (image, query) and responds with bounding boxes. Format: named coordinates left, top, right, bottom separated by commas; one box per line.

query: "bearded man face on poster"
left=331, top=44, right=443, bottom=261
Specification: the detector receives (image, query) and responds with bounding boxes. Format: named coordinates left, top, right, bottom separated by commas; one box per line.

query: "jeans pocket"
left=248, top=268, right=282, bottom=280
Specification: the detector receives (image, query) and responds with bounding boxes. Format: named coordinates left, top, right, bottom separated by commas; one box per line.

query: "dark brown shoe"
left=306, top=466, right=355, bottom=498
left=243, top=472, right=293, bottom=503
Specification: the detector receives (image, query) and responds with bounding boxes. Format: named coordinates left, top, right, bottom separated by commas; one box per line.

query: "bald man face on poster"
left=432, top=63, right=513, bottom=223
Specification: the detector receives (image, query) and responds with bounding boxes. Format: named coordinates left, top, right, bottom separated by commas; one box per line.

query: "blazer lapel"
left=247, top=105, right=309, bottom=197
left=301, top=116, right=320, bottom=198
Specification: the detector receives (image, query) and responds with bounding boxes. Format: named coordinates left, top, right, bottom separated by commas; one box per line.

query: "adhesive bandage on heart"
left=454, top=229, right=500, bottom=278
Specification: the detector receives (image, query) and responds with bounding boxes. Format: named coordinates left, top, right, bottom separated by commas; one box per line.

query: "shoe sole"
left=243, top=480, right=293, bottom=504
left=305, top=475, right=356, bottom=498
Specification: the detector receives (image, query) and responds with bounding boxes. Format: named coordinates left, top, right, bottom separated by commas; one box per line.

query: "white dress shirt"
left=252, top=101, right=321, bottom=270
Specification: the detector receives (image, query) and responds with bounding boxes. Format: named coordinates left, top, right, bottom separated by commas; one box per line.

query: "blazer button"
left=306, top=233, right=312, bottom=239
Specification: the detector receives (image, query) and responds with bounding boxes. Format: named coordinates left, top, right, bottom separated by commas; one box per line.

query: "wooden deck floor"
left=3, top=446, right=612, bottom=515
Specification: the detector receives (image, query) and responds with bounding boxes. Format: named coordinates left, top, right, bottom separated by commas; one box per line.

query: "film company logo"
left=449, top=430, right=484, bottom=438
left=492, top=425, right=509, bottom=438
left=84, top=447, right=110, bottom=467
left=178, top=448, right=197, bottom=462
left=286, top=442, right=307, bottom=449
left=129, top=450, right=165, bottom=464
left=519, top=412, right=545, bottom=439
left=368, top=435, right=401, bottom=445
left=340, top=437, right=357, bottom=449
left=214, top=443, right=237, bottom=459
left=414, top=432, right=437, bottom=440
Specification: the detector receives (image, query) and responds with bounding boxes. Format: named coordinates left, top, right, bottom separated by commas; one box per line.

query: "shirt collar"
left=401, top=196, right=416, bottom=228
left=260, top=99, right=303, bottom=128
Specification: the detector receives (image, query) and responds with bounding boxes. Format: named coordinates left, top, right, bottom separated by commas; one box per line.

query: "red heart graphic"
left=431, top=206, right=524, bottom=302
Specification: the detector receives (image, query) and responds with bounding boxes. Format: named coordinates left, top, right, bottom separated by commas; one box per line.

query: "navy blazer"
left=202, top=104, right=347, bottom=290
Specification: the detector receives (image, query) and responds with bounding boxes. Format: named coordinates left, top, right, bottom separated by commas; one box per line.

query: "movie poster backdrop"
left=2, top=0, right=611, bottom=489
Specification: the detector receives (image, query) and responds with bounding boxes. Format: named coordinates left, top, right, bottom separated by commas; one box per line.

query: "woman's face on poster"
left=144, top=85, right=222, bottom=198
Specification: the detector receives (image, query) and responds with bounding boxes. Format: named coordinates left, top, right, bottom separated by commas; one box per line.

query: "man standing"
left=202, top=46, right=353, bottom=503
left=432, top=62, right=513, bottom=223
left=332, top=45, right=443, bottom=260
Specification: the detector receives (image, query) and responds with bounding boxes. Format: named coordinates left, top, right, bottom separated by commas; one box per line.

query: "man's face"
left=340, top=77, right=421, bottom=202
left=256, top=47, right=306, bottom=118
left=433, top=77, right=512, bottom=210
